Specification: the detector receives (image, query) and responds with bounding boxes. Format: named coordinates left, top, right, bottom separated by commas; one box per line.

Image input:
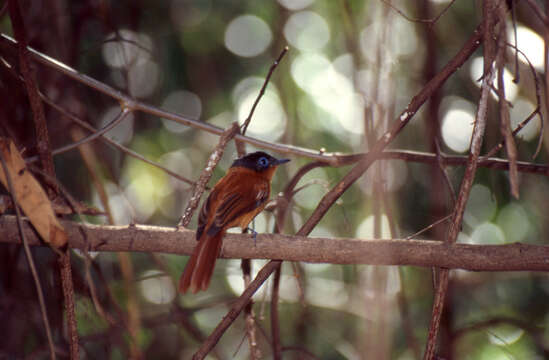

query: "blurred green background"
left=1, top=0, right=549, bottom=359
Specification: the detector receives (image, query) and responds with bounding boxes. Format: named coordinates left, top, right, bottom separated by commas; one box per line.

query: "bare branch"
left=178, top=122, right=240, bottom=227
left=7, top=0, right=57, bottom=193
left=2, top=216, right=549, bottom=271
left=240, top=46, right=289, bottom=135
left=423, top=3, right=500, bottom=357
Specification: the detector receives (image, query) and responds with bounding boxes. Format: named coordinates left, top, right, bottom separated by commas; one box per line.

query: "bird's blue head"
left=231, top=151, right=290, bottom=172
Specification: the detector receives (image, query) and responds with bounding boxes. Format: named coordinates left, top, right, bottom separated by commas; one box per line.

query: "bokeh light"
left=359, top=16, right=418, bottom=63
left=510, top=98, right=541, bottom=141
left=496, top=203, right=531, bottom=243
left=161, top=90, right=202, bottom=133
left=100, top=106, right=135, bottom=145
left=291, top=52, right=331, bottom=92
left=359, top=160, right=408, bottom=196
left=170, top=0, right=212, bottom=29
left=440, top=97, right=476, bottom=153
left=469, top=57, right=519, bottom=101
left=356, top=214, right=391, bottom=238
left=464, top=184, right=497, bottom=228
left=487, top=324, right=524, bottom=346
left=278, top=0, right=315, bottom=11
left=284, top=11, right=330, bottom=51
left=224, top=15, right=272, bottom=57
left=233, top=77, right=287, bottom=142
left=470, top=222, right=505, bottom=245
left=291, top=53, right=365, bottom=143
left=139, top=270, right=176, bottom=305
left=511, top=25, right=545, bottom=70
left=293, top=166, right=329, bottom=209
left=102, top=29, right=153, bottom=69
left=128, top=58, right=161, bottom=98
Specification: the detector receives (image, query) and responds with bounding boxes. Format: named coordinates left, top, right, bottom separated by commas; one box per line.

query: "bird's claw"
left=245, top=227, right=258, bottom=246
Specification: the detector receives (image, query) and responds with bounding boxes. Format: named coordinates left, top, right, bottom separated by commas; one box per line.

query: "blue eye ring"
left=258, top=156, right=269, bottom=168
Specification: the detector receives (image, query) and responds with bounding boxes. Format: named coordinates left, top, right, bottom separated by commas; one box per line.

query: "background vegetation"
left=1, top=0, right=549, bottom=359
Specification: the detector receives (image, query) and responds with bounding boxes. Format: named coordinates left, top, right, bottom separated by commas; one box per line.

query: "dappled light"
left=2, top=1, right=549, bottom=359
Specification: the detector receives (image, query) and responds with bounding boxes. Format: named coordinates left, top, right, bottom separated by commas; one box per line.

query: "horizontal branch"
left=2, top=34, right=548, bottom=176
left=1, top=216, right=548, bottom=272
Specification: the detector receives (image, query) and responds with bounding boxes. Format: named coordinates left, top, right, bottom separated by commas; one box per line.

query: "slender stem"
left=0, top=152, right=57, bottom=360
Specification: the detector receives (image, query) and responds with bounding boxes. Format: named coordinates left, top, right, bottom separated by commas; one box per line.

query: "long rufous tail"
left=179, top=231, right=224, bottom=293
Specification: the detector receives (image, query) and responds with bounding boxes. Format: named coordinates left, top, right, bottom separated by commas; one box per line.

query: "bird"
left=179, top=151, right=290, bottom=294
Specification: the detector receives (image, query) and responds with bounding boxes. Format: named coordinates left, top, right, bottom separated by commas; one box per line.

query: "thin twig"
left=0, top=33, right=354, bottom=166
left=47, top=97, right=195, bottom=186
left=194, top=21, right=483, bottom=359
left=380, top=0, right=457, bottom=26
left=0, top=54, right=197, bottom=188
left=236, top=45, right=291, bottom=356
left=8, top=1, right=78, bottom=357
left=0, top=153, right=57, bottom=360
left=26, top=108, right=133, bottom=163
left=434, top=139, right=457, bottom=206
left=299, top=21, right=484, bottom=240
left=57, top=252, right=79, bottom=360
left=240, top=46, right=288, bottom=135
left=495, top=41, right=545, bottom=159
left=2, top=34, right=547, bottom=171
left=271, top=263, right=282, bottom=360
left=241, top=259, right=261, bottom=360
left=497, top=23, right=519, bottom=198
left=423, top=3, right=500, bottom=357
left=405, top=214, right=453, bottom=240
left=7, top=0, right=57, bottom=193
left=523, top=0, right=549, bottom=26
left=192, top=260, right=282, bottom=359
left=178, top=122, right=240, bottom=228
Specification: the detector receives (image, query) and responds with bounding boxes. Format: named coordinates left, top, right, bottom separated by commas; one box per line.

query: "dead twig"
left=240, top=46, right=288, bottom=135
left=178, top=122, right=240, bottom=228
left=423, top=3, right=501, bottom=358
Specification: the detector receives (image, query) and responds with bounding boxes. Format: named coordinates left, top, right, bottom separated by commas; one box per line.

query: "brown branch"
left=7, top=2, right=79, bottom=357
left=2, top=34, right=548, bottom=177
left=49, top=97, right=196, bottom=187
left=380, top=0, right=456, bottom=26
left=496, top=13, right=519, bottom=199
left=423, top=3, right=500, bottom=358
left=191, top=21, right=483, bottom=357
left=241, top=259, right=261, bottom=360
left=240, top=46, right=288, bottom=135
left=57, top=253, right=78, bottom=360
left=0, top=56, right=198, bottom=188
left=3, top=217, right=549, bottom=271
left=193, top=260, right=281, bottom=360
left=523, top=0, right=549, bottom=26
left=45, top=108, right=132, bottom=160
left=0, top=33, right=349, bottom=165
left=7, top=0, right=56, bottom=192
left=299, top=21, right=484, bottom=240
left=545, top=0, right=549, bottom=161
left=271, top=263, right=282, bottom=360
left=178, top=122, right=240, bottom=227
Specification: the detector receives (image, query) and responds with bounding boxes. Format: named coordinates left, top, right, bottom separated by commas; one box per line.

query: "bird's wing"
left=206, top=176, right=269, bottom=237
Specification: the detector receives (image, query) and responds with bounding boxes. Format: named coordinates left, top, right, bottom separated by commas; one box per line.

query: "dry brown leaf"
left=0, top=138, right=67, bottom=247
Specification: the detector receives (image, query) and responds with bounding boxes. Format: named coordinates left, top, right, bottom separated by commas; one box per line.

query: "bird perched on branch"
left=179, top=151, right=290, bottom=293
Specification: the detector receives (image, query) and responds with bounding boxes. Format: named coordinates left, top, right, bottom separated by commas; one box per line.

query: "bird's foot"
left=244, top=227, right=258, bottom=246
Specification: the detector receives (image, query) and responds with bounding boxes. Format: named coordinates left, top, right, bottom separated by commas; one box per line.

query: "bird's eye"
left=258, top=157, right=269, bottom=168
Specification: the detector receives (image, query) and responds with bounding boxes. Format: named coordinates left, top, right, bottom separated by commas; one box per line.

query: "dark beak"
left=273, top=158, right=290, bottom=166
